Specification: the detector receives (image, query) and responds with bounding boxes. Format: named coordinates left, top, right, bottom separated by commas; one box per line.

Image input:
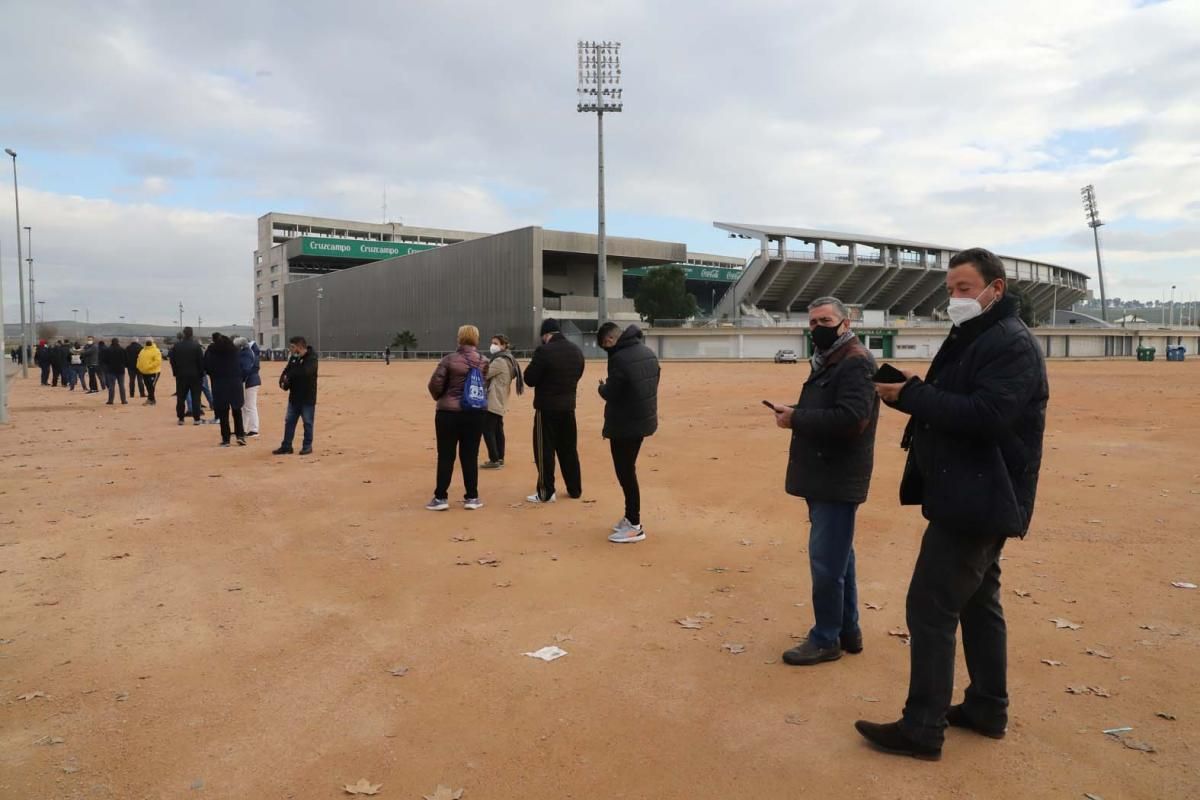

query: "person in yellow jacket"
left=136, top=338, right=163, bottom=406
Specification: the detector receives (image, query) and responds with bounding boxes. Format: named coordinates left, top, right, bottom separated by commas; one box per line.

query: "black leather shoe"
left=840, top=630, right=864, bottom=654
left=854, top=720, right=942, bottom=761
left=272, top=447, right=293, bottom=455
left=946, top=704, right=1006, bottom=739
left=298, top=447, right=313, bottom=455
left=782, top=638, right=842, bottom=666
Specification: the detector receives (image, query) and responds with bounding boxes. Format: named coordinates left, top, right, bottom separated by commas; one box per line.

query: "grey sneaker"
left=608, top=520, right=645, bottom=543
left=425, top=497, right=450, bottom=512
left=480, top=461, right=503, bottom=470
left=463, top=498, right=484, bottom=510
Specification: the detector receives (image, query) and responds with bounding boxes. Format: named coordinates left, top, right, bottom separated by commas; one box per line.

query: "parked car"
left=774, top=349, right=799, bottom=364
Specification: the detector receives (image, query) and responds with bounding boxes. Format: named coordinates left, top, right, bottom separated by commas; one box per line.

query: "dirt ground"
left=1, top=358, right=1197, bottom=799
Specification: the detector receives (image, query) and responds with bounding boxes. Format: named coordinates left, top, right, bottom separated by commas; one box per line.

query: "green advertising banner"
left=299, top=237, right=436, bottom=261
left=623, top=263, right=742, bottom=283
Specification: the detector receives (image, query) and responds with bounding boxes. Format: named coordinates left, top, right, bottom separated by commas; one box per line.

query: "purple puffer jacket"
left=428, top=346, right=487, bottom=411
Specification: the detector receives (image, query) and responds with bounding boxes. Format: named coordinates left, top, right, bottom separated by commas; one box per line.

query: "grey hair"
left=232, top=336, right=248, bottom=348
left=807, top=296, right=848, bottom=319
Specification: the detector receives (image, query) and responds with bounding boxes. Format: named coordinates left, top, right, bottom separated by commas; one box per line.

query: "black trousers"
left=106, top=370, right=127, bottom=403
left=144, top=373, right=158, bottom=403
left=609, top=437, right=644, bottom=525
left=533, top=410, right=581, bottom=501
left=901, top=523, right=1008, bottom=747
left=175, top=377, right=202, bottom=421
left=129, top=368, right=146, bottom=397
left=483, top=412, right=506, bottom=462
left=216, top=406, right=245, bottom=443
left=86, top=365, right=99, bottom=391
left=434, top=410, right=484, bottom=500
left=51, top=364, right=62, bottom=385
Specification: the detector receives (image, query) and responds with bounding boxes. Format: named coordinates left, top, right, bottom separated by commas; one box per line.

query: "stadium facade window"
left=271, top=279, right=278, bottom=288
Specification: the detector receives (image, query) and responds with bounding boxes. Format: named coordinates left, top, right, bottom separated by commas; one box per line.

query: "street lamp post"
left=1170, top=284, right=1176, bottom=327
left=0, top=234, right=9, bottom=423
left=24, top=226, right=33, bottom=344
left=72, top=308, right=79, bottom=340
left=37, top=301, right=44, bottom=324
left=6, top=148, right=28, bottom=377
left=577, top=40, right=623, bottom=327
left=316, top=286, right=323, bottom=355
left=1080, top=185, right=1109, bottom=323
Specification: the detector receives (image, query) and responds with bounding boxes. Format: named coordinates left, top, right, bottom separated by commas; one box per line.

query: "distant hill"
left=5, top=321, right=253, bottom=343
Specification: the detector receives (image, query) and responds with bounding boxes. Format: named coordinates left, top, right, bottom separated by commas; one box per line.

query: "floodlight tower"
left=577, top=40, right=623, bottom=325
left=1080, top=185, right=1109, bottom=322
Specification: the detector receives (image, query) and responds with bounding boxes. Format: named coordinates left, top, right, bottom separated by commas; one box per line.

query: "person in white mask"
left=860, top=248, right=1048, bottom=761
left=481, top=334, right=523, bottom=469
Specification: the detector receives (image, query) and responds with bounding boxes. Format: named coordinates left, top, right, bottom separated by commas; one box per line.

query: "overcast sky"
left=1, top=0, right=1197, bottom=326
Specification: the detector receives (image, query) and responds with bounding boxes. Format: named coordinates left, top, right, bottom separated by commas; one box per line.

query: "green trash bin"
left=1136, top=346, right=1157, bottom=362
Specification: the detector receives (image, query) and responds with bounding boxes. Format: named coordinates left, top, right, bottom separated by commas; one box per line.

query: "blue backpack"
left=463, top=364, right=488, bottom=410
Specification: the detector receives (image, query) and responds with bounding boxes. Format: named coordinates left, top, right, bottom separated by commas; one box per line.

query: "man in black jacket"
left=856, top=247, right=1048, bottom=761
left=274, top=335, right=318, bottom=455
left=523, top=319, right=585, bottom=503
left=597, top=322, right=660, bottom=543
left=169, top=327, right=205, bottom=425
left=771, top=297, right=879, bottom=666
left=125, top=340, right=145, bottom=398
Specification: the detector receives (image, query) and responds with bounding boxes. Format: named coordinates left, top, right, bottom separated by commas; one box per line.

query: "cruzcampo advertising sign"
left=299, top=237, right=436, bottom=261
left=623, top=263, right=741, bottom=283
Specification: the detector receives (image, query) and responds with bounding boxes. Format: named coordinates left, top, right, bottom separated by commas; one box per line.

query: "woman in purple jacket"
left=426, top=325, right=488, bottom=511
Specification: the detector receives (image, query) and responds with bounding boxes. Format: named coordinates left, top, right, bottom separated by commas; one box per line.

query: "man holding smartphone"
left=770, top=296, right=879, bottom=666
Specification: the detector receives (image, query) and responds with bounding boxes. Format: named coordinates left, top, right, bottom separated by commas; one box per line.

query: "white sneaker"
left=526, top=492, right=556, bottom=504
left=608, top=521, right=645, bottom=543
left=463, top=498, right=484, bottom=510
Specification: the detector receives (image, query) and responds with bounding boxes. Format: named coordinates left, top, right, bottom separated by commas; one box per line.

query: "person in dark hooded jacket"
left=125, top=340, right=146, bottom=398
left=597, top=323, right=660, bottom=543
left=102, top=337, right=128, bottom=404
left=855, top=247, right=1048, bottom=762
left=170, top=327, right=205, bottom=425
left=203, top=332, right=247, bottom=446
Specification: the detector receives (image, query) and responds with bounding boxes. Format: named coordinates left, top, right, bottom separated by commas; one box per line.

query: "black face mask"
left=811, top=323, right=842, bottom=352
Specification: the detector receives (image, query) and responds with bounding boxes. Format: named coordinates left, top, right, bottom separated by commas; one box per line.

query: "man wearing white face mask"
left=858, top=248, right=1048, bottom=761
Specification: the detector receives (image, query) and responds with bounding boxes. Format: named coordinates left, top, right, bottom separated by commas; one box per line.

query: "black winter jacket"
left=280, top=348, right=319, bottom=406
left=169, top=338, right=204, bottom=379
left=786, top=338, right=879, bottom=504
left=598, top=325, right=660, bottom=439
left=101, top=345, right=127, bottom=373
left=203, top=338, right=245, bottom=411
left=125, top=341, right=143, bottom=370
left=523, top=333, right=585, bottom=412
left=894, top=294, right=1048, bottom=538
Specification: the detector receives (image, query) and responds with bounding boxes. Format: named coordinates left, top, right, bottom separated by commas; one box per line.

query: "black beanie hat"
left=540, top=318, right=561, bottom=336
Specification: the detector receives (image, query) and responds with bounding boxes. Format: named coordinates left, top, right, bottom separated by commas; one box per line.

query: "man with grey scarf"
left=770, top=296, right=880, bottom=666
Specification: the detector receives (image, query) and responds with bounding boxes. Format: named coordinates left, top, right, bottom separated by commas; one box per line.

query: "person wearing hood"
left=856, top=248, right=1048, bottom=762
left=522, top=318, right=585, bottom=504
left=102, top=337, right=129, bottom=405
left=425, top=325, right=488, bottom=511
left=481, top=334, right=523, bottom=469
left=236, top=336, right=262, bottom=437
left=769, top=297, right=879, bottom=668
left=597, top=323, right=660, bottom=543
left=136, top=338, right=163, bottom=405
left=82, top=336, right=101, bottom=393
left=125, top=339, right=146, bottom=399
left=203, top=332, right=247, bottom=446
left=169, top=327, right=205, bottom=425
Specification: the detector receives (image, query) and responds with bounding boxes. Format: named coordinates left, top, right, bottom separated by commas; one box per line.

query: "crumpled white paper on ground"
left=523, top=645, right=568, bottom=662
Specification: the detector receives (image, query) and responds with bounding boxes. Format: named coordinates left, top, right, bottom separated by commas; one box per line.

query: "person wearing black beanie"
left=522, top=318, right=585, bottom=503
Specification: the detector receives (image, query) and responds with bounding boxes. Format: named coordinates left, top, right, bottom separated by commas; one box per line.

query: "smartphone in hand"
left=762, top=400, right=779, bottom=411
left=872, top=363, right=908, bottom=384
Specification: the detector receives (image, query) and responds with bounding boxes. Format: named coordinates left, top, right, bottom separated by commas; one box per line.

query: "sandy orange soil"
left=1, top=359, right=1197, bottom=799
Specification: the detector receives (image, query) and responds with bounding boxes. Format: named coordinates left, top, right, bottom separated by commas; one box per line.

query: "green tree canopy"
left=634, top=265, right=698, bottom=325
left=1006, top=285, right=1037, bottom=327
left=391, top=330, right=418, bottom=351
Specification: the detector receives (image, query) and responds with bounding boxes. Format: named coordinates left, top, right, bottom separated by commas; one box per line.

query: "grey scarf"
left=810, top=330, right=857, bottom=372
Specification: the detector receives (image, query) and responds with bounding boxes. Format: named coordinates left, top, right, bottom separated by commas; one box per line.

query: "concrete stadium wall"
left=285, top=228, right=542, bottom=353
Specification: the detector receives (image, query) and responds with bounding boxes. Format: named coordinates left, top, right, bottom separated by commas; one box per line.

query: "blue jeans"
left=281, top=401, right=315, bottom=449
left=806, top=500, right=860, bottom=648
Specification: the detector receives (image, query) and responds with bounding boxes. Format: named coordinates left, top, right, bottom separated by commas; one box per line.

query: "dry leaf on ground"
left=677, top=617, right=704, bottom=630
left=784, top=713, right=806, bottom=725
left=343, top=778, right=382, bottom=795
left=17, top=691, right=47, bottom=701
left=1013, top=590, right=1031, bottom=598
left=1041, top=659, right=1064, bottom=666
left=33, top=735, right=64, bottom=745
left=387, top=665, right=410, bottom=677
left=1170, top=581, right=1197, bottom=589
left=1156, top=712, right=1176, bottom=720
left=864, top=602, right=883, bottom=610
left=722, top=643, right=746, bottom=655
left=477, top=557, right=500, bottom=567
left=1118, top=737, right=1156, bottom=753
left=40, top=553, right=66, bottom=560
left=450, top=535, right=475, bottom=542
left=1086, top=648, right=1113, bottom=659
left=424, top=785, right=465, bottom=800
left=1049, top=618, right=1083, bottom=630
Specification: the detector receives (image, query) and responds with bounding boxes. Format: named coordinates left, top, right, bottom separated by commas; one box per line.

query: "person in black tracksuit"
left=597, top=323, right=659, bottom=542
left=125, top=340, right=146, bottom=398
left=169, top=327, right=205, bottom=424
left=856, top=248, right=1048, bottom=762
left=522, top=319, right=585, bottom=503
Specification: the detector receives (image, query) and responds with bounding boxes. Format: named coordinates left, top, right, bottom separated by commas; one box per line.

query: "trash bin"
left=1137, top=346, right=1157, bottom=362
left=1166, top=346, right=1186, bottom=362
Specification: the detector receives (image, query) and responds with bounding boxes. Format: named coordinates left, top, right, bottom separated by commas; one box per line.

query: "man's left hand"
left=875, top=369, right=917, bottom=405
left=774, top=405, right=793, bottom=429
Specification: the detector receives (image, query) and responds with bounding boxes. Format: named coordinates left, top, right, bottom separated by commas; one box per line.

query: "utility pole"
left=24, top=226, right=33, bottom=342
left=1080, top=185, right=1109, bottom=323
left=6, top=148, right=28, bottom=376
left=577, top=40, right=623, bottom=327
left=178, top=302, right=184, bottom=332
left=316, top=286, right=323, bottom=355
left=0, top=235, right=9, bottom=423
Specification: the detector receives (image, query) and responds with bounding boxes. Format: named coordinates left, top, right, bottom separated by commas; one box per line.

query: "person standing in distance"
left=170, top=327, right=205, bottom=426
left=102, top=337, right=129, bottom=405
left=125, top=338, right=146, bottom=399
left=855, top=248, right=1048, bottom=761
left=522, top=319, right=585, bottom=503
left=771, top=297, right=879, bottom=666
left=597, top=322, right=660, bottom=543
left=481, top=334, right=523, bottom=470
left=274, top=336, right=318, bottom=455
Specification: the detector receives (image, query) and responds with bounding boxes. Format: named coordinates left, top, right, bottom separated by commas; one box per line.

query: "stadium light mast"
left=1080, top=184, right=1109, bottom=322
left=0, top=236, right=9, bottom=423
left=577, top=40, right=623, bottom=325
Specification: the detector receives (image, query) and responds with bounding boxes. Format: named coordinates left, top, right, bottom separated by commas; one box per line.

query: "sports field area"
left=2, top=360, right=1197, bottom=799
